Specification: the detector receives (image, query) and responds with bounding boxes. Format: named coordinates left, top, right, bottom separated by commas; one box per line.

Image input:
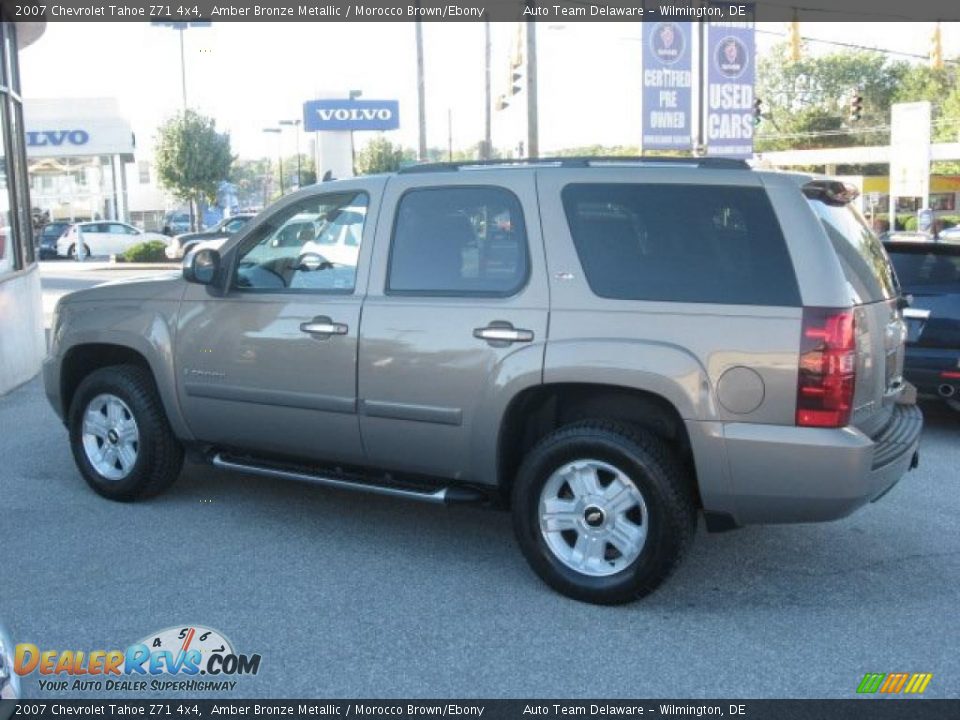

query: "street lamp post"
left=279, top=119, right=302, bottom=189
left=263, top=127, right=283, bottom=196
left=348, top=89, right=363, bottom=176
left=150, top=21, right=211, bottom=111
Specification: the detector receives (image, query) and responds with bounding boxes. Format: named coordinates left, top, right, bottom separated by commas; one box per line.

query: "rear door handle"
left=473, top=323, right=534, bottom=344
left=300, top=316, right=349, bottom=337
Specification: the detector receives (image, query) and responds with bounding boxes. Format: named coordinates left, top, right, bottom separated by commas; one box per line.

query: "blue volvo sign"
left=26, top=130, right=90, bottom=148
left=303, top=99, right=400, bottom=132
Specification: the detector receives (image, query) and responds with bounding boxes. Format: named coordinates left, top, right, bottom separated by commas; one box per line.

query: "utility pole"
left=930, top=22, right=943, bottom=69
left=525, top=11, right=539, bottom=158
left=483, top=21, right=492, bottom=159
left=415, top=19, right=428, bottom=161
left=448, top=108, right=453, bottom=161
left=279, top=119, right=302, bottom=188
left=789, top=11, right=801, bottom=62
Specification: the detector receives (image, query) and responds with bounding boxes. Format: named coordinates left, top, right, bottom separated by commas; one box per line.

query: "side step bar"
left=211, top=453, right=486, bottom=505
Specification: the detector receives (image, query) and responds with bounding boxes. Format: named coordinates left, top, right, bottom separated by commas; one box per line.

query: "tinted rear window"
left=561, top=183, right=800, bottom=306
left=886, top=245, right=960, bottom=290
left=808, top=200, right=897, bottom=303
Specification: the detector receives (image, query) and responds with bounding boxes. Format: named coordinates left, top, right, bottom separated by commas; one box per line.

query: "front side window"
left=388, top=186, right=528, bottom=296
left=235, top=191, right=367, bottom=292
left=562, top=183, right=800, bottom=306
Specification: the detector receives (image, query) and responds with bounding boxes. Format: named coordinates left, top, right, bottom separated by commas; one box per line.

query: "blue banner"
left=303, top=99, right=400, bottom=132
left=705, top=16, right=756, bottom=158
left=642, top=21, right=693, bottom=151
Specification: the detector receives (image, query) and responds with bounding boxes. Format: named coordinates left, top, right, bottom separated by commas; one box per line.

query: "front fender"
left=51, top=299, right=193, bottom=441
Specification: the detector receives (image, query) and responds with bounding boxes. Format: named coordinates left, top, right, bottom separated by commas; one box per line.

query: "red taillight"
left=796, top=308, right=857, bottom=428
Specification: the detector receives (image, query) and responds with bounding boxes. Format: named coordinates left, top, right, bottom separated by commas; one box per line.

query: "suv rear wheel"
left=68, top=365, right=184, bottom=501
left=512, top=420, right=695, bottom=604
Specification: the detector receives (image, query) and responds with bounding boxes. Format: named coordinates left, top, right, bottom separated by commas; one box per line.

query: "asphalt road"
left=1, top=264, right=957, bottom=699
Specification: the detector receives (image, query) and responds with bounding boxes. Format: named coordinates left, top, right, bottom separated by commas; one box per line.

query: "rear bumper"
left=903, top=346, right=960, bottom=397
left=706, top=403, right=922, bottom=525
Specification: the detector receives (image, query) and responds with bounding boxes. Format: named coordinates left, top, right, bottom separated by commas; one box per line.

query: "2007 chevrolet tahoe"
left=43, top=157, right=922, bottom=604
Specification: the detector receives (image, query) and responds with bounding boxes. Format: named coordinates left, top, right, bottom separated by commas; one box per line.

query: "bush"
left=120, top=240, right=169, bottom=263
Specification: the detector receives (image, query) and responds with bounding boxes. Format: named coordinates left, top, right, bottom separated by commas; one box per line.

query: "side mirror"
left=183, top=247, right=221, bottom=286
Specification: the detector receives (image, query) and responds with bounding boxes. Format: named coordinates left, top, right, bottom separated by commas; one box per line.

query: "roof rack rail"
left=397, top=156, right=750, bottom=174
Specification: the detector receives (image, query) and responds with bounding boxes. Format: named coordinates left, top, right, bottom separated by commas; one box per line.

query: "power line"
left=756, top=27, right=960, bottom=66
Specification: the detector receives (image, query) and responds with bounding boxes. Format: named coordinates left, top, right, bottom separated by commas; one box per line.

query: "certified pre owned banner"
left=705, top=15, right=756, bottom=158
left=641, top=21, right=693, bottom=151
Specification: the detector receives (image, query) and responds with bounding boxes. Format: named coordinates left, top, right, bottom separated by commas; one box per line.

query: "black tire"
left=68, top=364, right=184, bottom=501
left=67, top=243, right=91, bottom=259
left=512, top=420, right=696, bottom=605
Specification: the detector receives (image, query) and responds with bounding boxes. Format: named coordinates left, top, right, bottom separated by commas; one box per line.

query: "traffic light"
left=509, top=24, right=524, bottom=96
left=789, top=15, right=801, bottom=62
left=752, top=97, right=763, bottom=126
left=495, top=94, right=510, bottom=112
left=849, top=91, right=863, bottom=122
left=930, top=22, right=943, bottom=70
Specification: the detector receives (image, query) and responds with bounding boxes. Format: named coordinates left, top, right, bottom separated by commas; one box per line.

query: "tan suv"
left=43, top=158, right=922, bottom=604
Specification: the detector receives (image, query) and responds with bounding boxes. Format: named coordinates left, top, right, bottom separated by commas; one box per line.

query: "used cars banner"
left=705, top=13, right=756, bottom=158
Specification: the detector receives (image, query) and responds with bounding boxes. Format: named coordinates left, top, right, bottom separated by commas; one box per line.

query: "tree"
left=355, top=135, right=406, bottom=175
left=229, top=158, right=272, bottom=209
left=755, top=44, right=908, bottom=153
left=155, top=110, right=234, bottom=229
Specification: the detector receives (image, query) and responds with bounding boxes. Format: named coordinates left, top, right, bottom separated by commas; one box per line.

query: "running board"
left=211, top=453, right=486, bottom=505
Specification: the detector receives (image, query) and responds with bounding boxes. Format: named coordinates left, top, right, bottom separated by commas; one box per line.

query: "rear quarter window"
left=807, top=200, right=897, bottom=303
left=561, top=183, right=800, bottom=306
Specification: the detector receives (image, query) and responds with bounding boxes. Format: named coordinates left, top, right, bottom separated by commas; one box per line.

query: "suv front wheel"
left=512, top=420, right=696, bottom=604
left=68, top=365, right=184, bottom=501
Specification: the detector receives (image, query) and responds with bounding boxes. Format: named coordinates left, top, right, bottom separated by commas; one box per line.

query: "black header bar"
left=4, top=0, right=960, bottom=22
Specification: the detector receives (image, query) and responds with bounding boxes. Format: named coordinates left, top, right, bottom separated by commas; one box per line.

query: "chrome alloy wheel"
left=81, top=393, right=140, bottom=481
left=538, top=459, right=649, bottom=577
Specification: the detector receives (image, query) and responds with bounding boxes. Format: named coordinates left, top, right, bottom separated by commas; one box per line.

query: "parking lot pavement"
left=1, top=365, right=958, bottom=699
left=38, top=260, right=178, bottom=326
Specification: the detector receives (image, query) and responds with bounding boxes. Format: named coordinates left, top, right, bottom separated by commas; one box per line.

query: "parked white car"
left=56, top=221, right=170, bottom=259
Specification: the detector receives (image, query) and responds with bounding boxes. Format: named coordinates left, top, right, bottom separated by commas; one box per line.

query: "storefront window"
left=930, top=193, right=956, bottom=212
left=0, top=101, right=14, bottom=276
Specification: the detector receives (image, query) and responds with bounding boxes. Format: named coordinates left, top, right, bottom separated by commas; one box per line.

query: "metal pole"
left=483, top=21, right=491, bottom=159
left=416, top=19, right=427, bottom=161
left=179, top=28, right=187, bottom=110
left=295, top=123, right=302, bottom=187
left=278, top=137, right=284, bottom=195
left=448, top=108, right=453, bottom=161
left=525, top=13, right=539, bottom=159
left=695, top=21, right=705, bottom=156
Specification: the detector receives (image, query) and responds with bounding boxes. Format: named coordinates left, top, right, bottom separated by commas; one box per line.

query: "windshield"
left=808, top=199, right=898, bottom=304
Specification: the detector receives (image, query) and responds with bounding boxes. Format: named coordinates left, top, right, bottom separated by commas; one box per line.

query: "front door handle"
left=300, top=316, right=349, bottom=337
left=473, top=323, right=534, bottom=345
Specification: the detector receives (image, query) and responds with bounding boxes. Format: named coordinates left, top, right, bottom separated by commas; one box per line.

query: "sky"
left=17, top=21, right=960, bottom=161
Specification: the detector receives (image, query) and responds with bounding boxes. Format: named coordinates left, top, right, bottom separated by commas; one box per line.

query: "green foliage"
left=355, top=135, right=406, bottom=175
left=120, top=240, right=169, bottom=263
left=230, top=158, right=272, bottom=209
left=552, top=145, right=642, bottom=157
left=155, top=110, right=234, bottom=204
left=755, top=44, right=908, bottom=152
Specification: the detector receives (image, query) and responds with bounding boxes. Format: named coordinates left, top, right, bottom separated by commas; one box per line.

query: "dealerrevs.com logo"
left=14, top=625, right=261, bottom=693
